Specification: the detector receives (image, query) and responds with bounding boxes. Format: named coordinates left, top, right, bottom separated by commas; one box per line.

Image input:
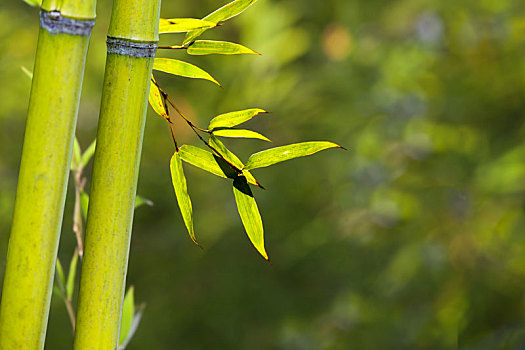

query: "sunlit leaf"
left=55, top=258, right=66, bottom=294
left=80, top=190, right=89, bottom=220
left=244, top=141, right=343, bottom=170
left=184, top=0, right=260, bottom=45
left=212, top=128, right=270, bottom=141
left=119, top=286, right=135, bottom=347
left=179, top=144, right=237, bottom=178
left=209, top=136, right=261, bottom=187
left=170, top=152, right=199, bottom=245
left=72, top=137, right=82, bottom=171
left=208, top=108, right=266, bottom=130
left=80, top=139, right=97, bottom=169
left=159, top=18, right=217, bottom=33
left=22, top=0, right=42, bottom=7
left=148, top=75, right=168, bottom=120
left=153, top=58, right=220, bottom=86
left=233, top=176, right=268, bottom=260
left=135, top=195, right=154, bottom=209
left=187, top=40, right=260, bottom=56
left=66, top=250, right=78, bottom=300
left=119, top=304, right=145, bottom=350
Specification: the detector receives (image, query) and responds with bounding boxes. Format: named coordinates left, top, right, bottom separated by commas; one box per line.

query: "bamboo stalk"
left=73, top=0, right=160, bottom=348
left=0, top=1, right=95, bottom=348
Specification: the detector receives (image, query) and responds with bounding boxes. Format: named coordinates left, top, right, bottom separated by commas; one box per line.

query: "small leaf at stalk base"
left=212, top=128, right=270, bottom=142
left=80, top=139, right=97, bottom=169
left=159, top=18, right=217, bottom=33
left=187, top=40, right=260, bottom=56
left=119, top=286, right=135, bottom=347
left=208, top=108, right=266, bottom=130
left=244, top=141, right=343, bottom=170
left=170, top=151, right=199, bottom=246
left=66, top=250, right=78, bottom=300
left=233, top=176, right=268, bottom=260
left=153, top=58, right=220, bottom=86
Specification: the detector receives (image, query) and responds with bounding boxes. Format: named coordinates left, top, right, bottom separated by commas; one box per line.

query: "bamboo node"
left=40, top=10, right=95, bottom=36
left=106, top=37, right=158, bottom=58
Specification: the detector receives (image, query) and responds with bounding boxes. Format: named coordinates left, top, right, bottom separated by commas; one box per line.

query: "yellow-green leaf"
left=55, top=258, right=66, bottom=294
left=80, top=190, right=89, bottom=220
left=233, top=176, right=268, bottom=260
left=208, top=108, right=266, bottom=130
left=187, top=40, right=260, bottom=56
left=159, top=18, right=217, bottom=33
left=184, top=0, right=260, bottom=45
left=179, top=145, right=237, bottom=179
left=80, top=139, right=97, bottom=169
left=23, top=0, right=42, bottom=7
left=244, top=141, right=342, bottom=170
left=179, top=145, right=262, bottom=187
left=170, top=151, right=198, bottom=245
left=66, top=250, right=78, bottom=300
left=148, top=75, right=168, bottom=119
left=72, top=137, right=82, bottom=171
left=209, top=136, right=262, bottom=188
left=213, top=129, right=270, bottom=142
left=119, top=286, right=135, bottom=347
left=153, top=58, right=220, bottom=86
left=135, top=195, right=154, bottom=209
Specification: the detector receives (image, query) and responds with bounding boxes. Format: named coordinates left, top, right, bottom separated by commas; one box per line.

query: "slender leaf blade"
left=210, top=135, right=261, bottom=187
left=159, top=18, right=217, bottom=33
left=179, top=145, right=261, bottom=186
left=80, top=190, right=89, bottom=220
left=148, top=75, right=168, bottom=119
left=170, top=152, right=199, bottom=245
left=208, top=108, right=266, bottom=130
left=135, top=195, right=154, bottom=209
left=66, top=250, right=78, bottom=300
left=233, top=176, right=268, bottom=260
left=179, top=145, right=237, bottom=179
left=184, top=0, right=260, bottom=45
left=213, top=129, right=270, bottom=141
left=21, top=66, right=33, bottom=80
left=120, top=304, right=145, bottom=350
left=72, top=137, right=81, bottom=171
left=55, top=258, right=66, bottom=294
left=23, top=0, right=42, bottom=7
left=153, top=58, right=220, bottom=86
left=119, top=287, right=135, bottom=347
left=244, top=141, right=342, bottom=170
left=187, top=40, right=260, bottom=56
left=80, top=139, right=97, bottom=169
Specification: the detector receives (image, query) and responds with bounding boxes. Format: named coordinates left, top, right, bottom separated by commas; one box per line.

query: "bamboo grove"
left=0, top=0, right=342, bottom=348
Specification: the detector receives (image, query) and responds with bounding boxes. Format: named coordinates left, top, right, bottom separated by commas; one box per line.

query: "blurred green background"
left=2, top=0, right=525, bottom=348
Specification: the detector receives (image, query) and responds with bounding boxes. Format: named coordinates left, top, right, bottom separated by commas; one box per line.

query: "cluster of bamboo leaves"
left=148, top=0, right=342, bottom=260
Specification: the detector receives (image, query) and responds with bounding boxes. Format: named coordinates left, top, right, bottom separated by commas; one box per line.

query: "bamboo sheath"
left=73, top=0, right=160, bottom=348
left=0, top=1, right=95, bottom=349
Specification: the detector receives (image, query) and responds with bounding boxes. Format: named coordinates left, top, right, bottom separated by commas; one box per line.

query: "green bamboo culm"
left=73, top=0, right=160, bottom=348
left=0, top=1, right=95, bottom=348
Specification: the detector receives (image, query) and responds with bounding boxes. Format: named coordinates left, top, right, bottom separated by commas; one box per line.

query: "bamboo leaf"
left=148, top=75, right=168, bottom=120
left=208, top=108, right=266, bottom=130
left=212, top=129, right=270, bottom=141
left=72, top=137, right=82, bottom=171
left=119, top=286, right=135, bottom=347
left=66, top=250, right=78, bottom=300
left=80, top=139, right=97, bottom=169
left=209, top=135, right=261, bottom=187
left=184, top=0, right=260, bottom=45
left=244, top=141, right=343, bottom=170
left=119, top=304, right=145, bottom=350
left=159, top=18, right=217, bottom=33
left=170, top=151, right=199, bottom=245
left=22, top=0, right=42, bottom=7
left=135, top=195, right=154, bottom=209
left=55, top=258, right=66, bottom=294
left=179, top=144, right=237, bottom=179
left=53, top=285, right=64, bottom=299
left=153, top=58, right=220, bottom=86
left=80, top=190, right=89, bottom=220
left=233, top=176, right=268, bottom=260
left=187, top=40, right=260, bottom=56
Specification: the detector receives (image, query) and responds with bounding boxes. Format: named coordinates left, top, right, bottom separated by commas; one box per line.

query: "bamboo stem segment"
left=0, top=5, right=95, bottom=349
left=73, top=0, right=160, bottom=348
